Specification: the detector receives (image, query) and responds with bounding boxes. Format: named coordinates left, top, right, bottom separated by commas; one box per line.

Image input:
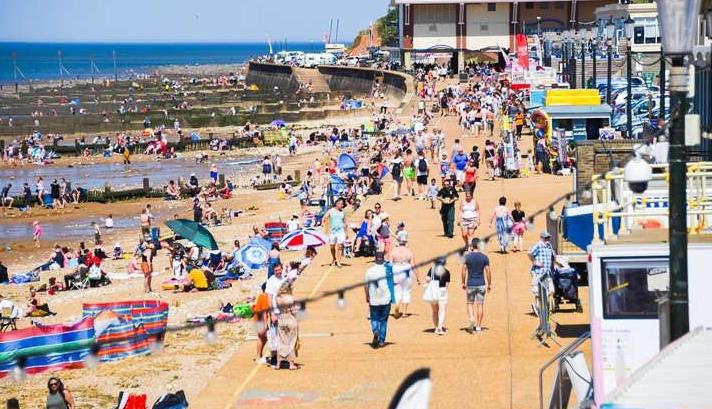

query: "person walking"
left=436, top=179, right=459, bottom=238
left=46, top=377, right=75, bottom=409
left=490, top=196, right=512, bottom=253
left=528, top=231, right=556, bottom=315
left=390, top=151, right=404, bottom=200
left=415, top=151, right=429, bottom=200
left=390, top=231, right=419, bottom=318
left=324, top=198, right=347, bottom=267
left=32, top=221, right=43, bottom=248
left=511, top=201, right=527, bottom=252
left=425, top=257, right=450, bottom=335
left=364, top=251, right=394, bottom=349
left=461, top=239, right=492, bottom=333
left=459, top=190, right=480, bottom=246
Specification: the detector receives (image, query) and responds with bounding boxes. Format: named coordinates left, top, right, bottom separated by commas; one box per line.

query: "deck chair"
left=0, top=306, right=18, bottom=332
left=67, top=273, right=90, bottom=290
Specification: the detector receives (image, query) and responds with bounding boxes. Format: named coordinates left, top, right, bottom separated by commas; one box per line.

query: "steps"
left=292, top=68, right=331, bottom=93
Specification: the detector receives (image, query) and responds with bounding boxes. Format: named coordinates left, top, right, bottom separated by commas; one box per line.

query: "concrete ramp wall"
left=246, top=62, right=412, bottom=104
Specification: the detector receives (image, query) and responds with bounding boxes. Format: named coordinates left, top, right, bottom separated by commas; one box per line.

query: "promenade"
left=195, top=107, right=590, bottom=408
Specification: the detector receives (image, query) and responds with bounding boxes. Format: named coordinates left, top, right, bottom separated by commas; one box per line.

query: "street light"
left=537, top=16, right=542, bottom=37
left=654, top=0, right=703, bottom=342
left=624, top=15, right=635, bottom=138
left=605, top=17, right=616, bottom=105
left=562, top=30, right=571, bottom=84
left=585, top=30, right=595, bottom=88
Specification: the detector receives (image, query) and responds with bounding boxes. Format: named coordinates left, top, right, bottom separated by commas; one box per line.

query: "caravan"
left=304, top=53, right=337, bottom=68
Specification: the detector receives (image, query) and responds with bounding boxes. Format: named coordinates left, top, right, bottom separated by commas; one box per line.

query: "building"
left=594, top=2, right=661, bottom=54
left=395, top=0, right=615, bottom=70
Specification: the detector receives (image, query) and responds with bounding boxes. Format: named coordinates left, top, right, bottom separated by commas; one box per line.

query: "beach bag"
left=116, top=392, right=147, bottom=409
left=152, top=390, right=188, bottom=409
left=422, top=268, right=439, bottom=303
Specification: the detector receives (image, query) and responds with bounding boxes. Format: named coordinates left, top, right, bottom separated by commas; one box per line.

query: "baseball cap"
left=540, top=231, right=552, bottom=239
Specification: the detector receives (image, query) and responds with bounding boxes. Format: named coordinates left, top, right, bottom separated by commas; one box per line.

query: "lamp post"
left=605, top=18, right=615, bottom=105
left=562, top=30, right=571, bottom=84
left=624, top=16, right=634, bottom=138
left=579, top=30, right=587, bottom=89
left=537, top=16, right=542, bottom=37
left=659, top=48, right=665, bottom=120
left=589, top=31, right=598, bottom=89
left=655, top=0, right=703, bottom=342
left=570, top=30, right=578, bottom=88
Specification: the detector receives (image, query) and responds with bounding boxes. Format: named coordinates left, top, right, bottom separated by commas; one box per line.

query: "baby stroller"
left=552, top=265, right=582, bottom=312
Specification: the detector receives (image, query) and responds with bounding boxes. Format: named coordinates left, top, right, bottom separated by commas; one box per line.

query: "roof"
left=544, top=104, right=612, bottom=119
left=601, top=327, right=712, bottom=409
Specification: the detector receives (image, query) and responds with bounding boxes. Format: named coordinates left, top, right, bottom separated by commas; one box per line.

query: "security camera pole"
left=656, top=0, right=700, bottom=342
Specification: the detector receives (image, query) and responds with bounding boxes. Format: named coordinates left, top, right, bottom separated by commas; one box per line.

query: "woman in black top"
left=511, top=201, right=527, bottom=252
left=426, top=257, right=451, bottom=335
left=484, top=140, right=496, bottom=180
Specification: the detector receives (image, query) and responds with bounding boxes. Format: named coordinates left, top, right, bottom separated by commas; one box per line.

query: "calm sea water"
left=0, top=42, right=325, bottom=83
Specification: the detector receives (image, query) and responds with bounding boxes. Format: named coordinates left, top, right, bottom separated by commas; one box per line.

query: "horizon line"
left=0, top=39, right=333, bottom=45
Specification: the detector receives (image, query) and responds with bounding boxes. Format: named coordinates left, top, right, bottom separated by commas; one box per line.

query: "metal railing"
left=538, top=331, right=591, bottom=409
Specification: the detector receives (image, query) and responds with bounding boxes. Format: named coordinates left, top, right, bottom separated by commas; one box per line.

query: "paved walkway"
left=194, top=108, right=589, bottom=408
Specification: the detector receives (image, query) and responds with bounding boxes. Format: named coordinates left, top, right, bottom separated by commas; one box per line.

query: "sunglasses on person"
left=49, top=382, right=59, bottom=387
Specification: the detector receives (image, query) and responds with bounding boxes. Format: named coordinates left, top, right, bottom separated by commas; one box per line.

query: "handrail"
left=539, top=331, right=591, bottom=409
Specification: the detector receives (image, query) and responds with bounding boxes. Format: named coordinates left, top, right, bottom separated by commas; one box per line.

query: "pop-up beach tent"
left=337, top=153, right=357, bottom=174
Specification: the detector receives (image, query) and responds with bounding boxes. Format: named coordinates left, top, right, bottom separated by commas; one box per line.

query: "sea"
left=0, top=42, right=325, bottom=83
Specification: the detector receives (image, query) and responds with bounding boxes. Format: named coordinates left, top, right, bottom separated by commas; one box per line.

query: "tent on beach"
left=337, top=153, right=357, bottom=174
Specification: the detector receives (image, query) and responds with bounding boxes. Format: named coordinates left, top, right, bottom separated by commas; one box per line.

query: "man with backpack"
left=415, top=151, right=429, bottom=200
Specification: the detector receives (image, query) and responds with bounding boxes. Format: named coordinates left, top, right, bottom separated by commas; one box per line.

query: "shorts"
left=416, top=175, right=428, bottom=185
left=466, top=286, right=486, bottom=304
left=329, top=230, right=346, bottom=245
left=455, top=170, right=465, bottom=182
left=461, top=218, right=478, bottom=230
left=403, top=167, right=416, bottom=181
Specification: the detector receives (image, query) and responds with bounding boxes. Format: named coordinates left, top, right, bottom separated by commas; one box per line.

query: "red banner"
left=515, top=34, right=529, bottom=71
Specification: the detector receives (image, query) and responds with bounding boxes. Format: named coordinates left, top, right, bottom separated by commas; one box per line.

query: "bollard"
left=218, top=174, right=225, bottom=188
left=294, top=169, right=301, bottom=182
left=143, top=178, right=150, bottom=195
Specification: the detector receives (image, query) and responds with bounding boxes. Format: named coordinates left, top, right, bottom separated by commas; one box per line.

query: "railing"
left=538, top=332, right=591, bottom=409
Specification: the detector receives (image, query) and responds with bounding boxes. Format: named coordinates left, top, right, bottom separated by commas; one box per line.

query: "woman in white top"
left=459, top=190, right=480, bottom=247
left=389, top=231, right=419, bottom=318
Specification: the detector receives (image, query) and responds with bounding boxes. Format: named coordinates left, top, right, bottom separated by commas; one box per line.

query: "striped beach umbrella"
left=236, top=244, right=269, bottom=270
left=279, top=228, right=328, bottom=250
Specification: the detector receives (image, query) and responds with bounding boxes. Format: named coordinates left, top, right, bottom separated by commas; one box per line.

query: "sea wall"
left=247, top=62, right=412, bottom=102
left=245, top=62, right=299, bottom=93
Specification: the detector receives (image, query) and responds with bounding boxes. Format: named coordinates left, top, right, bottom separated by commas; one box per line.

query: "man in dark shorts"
left=461, top=239, right=492, bottom=333
left=415, top=151, right=429, bottom=200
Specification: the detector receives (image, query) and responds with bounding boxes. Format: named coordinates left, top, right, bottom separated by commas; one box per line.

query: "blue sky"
left=1, top=0, right=388, bottom=43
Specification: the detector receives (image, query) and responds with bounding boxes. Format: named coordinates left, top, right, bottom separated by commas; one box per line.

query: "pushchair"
left=552, top=266, right=582, bottom=312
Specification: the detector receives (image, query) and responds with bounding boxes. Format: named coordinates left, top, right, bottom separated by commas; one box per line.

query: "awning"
left=544, top=104, right=612, bottom=120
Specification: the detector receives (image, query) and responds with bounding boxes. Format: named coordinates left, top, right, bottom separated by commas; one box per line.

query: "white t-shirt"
left=105, top=217, right=114, bottom=228
left=265, top=275, right=285, bottom=297
left=365, top=264, right=391, bottom=306
left=287, top=219, right=300, bottom=232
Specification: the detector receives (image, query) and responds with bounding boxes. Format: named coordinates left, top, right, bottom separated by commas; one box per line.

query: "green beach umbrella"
left=165, top=219, right=219, bottom=250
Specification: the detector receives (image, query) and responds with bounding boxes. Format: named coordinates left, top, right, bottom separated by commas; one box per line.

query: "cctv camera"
left=623, top=154, right=652, bottom=194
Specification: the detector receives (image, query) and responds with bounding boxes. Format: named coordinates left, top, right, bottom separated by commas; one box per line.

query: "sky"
left=0, top=0, right=388, bottom=43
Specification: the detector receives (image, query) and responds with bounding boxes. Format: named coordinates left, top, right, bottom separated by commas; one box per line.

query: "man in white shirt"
left=364, top=252, right=393, bottom=349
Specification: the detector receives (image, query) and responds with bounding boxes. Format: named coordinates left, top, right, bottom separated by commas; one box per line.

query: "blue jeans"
left=369, top=304, right=391, bottom=343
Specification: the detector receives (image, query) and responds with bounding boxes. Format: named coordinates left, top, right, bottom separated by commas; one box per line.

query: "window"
left=539, top=2, right=549, bottom=9
left=633, top=26, right=645, bottom=44
left=601, top=258, right=668, bottom=319
left=525, top=2, right=534, bottom=9
left=480, top=24, right=489, bottom=31
left=487, top=3, right=496, bottom=12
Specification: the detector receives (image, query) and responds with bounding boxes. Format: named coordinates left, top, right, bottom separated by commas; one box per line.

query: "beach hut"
left=0, top=317, right=95, bottom=379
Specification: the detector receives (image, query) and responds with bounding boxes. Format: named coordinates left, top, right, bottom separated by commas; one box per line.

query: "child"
left=92, top=222, right=101, bottom=245
left=426, top=178, right=439, bottom=209
left=32, top=221, right=42, bottom=248
left=105, top=214, right=114, bottom=229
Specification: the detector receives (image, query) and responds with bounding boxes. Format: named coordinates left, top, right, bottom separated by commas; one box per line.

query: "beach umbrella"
left=337, top=153, right=357, bottom=173
left=165, top=219, right=218, bottom=250
left=236, top=243, right=269, bottom=270
left=279, top=228, right=328, bottom=250
left=270, top=119, right=286, bottom=128
left=249, top=236, right=273, bottom=251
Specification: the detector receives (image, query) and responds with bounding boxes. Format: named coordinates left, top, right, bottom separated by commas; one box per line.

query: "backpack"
left=417, top=158, right=428, bottom=173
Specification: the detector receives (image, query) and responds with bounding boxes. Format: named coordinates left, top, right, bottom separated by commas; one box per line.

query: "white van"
left=304, top=53, right=337, bottom=68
